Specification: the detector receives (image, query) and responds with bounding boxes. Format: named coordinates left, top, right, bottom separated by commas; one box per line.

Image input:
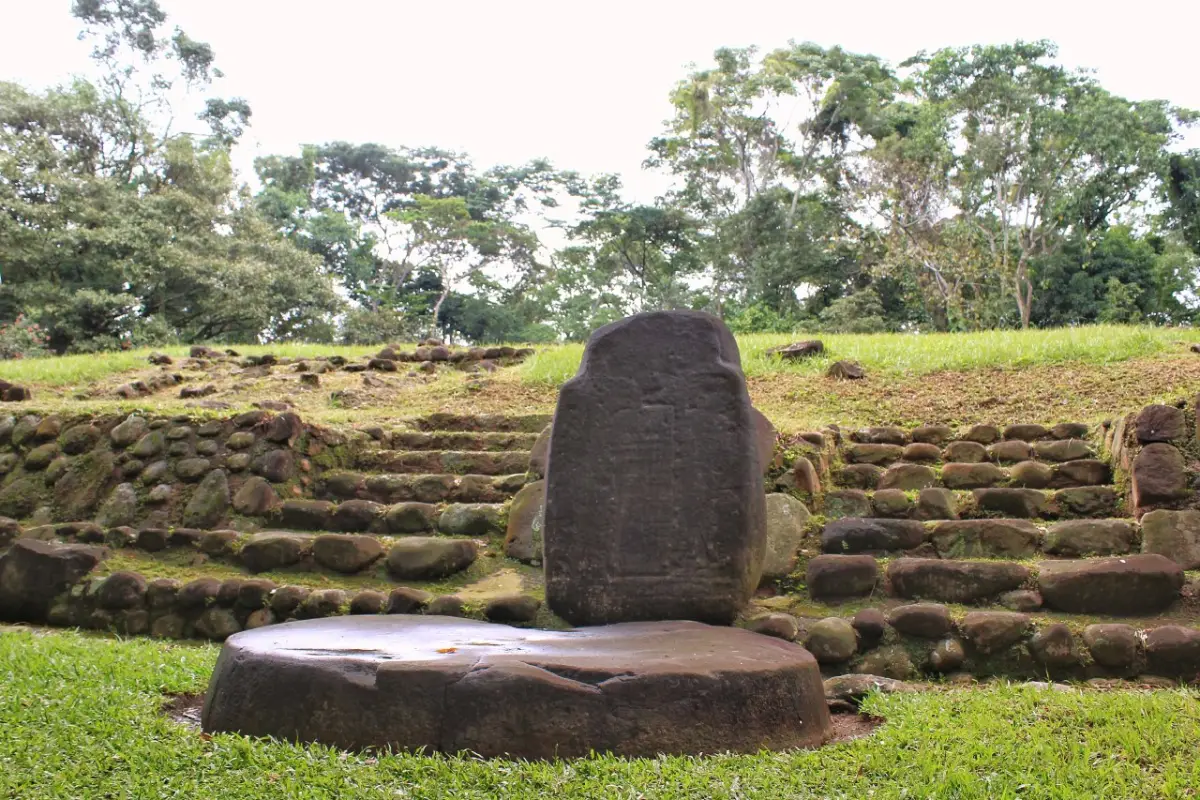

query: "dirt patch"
left=826, top=710, right=886, bottom=744
left=163, top=692, right=204, bottom=730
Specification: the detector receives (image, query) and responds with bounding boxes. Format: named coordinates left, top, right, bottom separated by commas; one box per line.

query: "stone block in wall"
left=761, top=494, right=811, bottom=581
left=821, top=518, right=924, bottom=554
left=1136, top=404, right=1185, bottom=444
left=1037, top=554, right=1183, bottom=615
left=1050, top=423, right=1089, bottom=440
left=972, top=488, right=1049, bottom=519
left=878, top=464, right=938, bottom=491
left=0, top=539, right=106, bottom=622
left=1143, top=626, right=1200, bottom=681
left=871, top=489, right=912, bottom=518
left=959, top=611, right=1031, bottom=655
left=824, top=490, right=872, bottom=520
left=1131, top=443, right=1188, bottom=511
left=850, top=427, right=908, bottom=446
left=887, top=558, right=1030, bottom=604
left=886, top=603, right=952, bottom=638
left=1049, top=460, right=1111, bottom=489
left=941, top=462, right=1005, bottom=490
left=312, top=534, right=384, bottom=574
left=943, top=441, right=986, bottom=463
left=1044, top=519, right=1136, bottom=558
left=1054, top=486, right=1119, bottom=518
left=1034, top=440, right=1094, bottom=463
left=1003, top=424, right=1049, bottom=442
left=833, top=465, right=882, bottom=490
left=1082, top=624, right=1139, bottom=672
left=911, top=425, right=953, bottom=445
left=806, top=555, right=878, bottom=600
left=961, top=424, right=1000, bottom=445
left=1141, top=509, right=1200, bottom=569
left=845, top=443, right=903, bottom=466
left=928, top=519, right=1041, bottom=559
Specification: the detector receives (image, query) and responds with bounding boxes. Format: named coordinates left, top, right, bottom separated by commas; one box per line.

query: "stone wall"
left=4, top=405, right=1200, bottom=685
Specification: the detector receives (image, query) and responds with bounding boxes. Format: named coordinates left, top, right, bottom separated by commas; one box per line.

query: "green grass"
left=521, top=325, right=1200, bottom=386
left=0, top=344, right=379, bottom=387
left=5, top=325, right=1191, bottom=390
left=3, top=628, right=1200, bottom=798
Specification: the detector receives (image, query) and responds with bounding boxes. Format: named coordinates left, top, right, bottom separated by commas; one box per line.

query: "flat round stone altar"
left=201, top=615, right=831, bottom=758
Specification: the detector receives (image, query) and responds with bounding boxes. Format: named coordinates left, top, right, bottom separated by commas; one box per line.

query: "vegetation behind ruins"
left=3, top=3, right=1200, bottom=357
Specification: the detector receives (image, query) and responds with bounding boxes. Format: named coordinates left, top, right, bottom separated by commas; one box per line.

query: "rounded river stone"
left=201, top=615, right=831, bottom=758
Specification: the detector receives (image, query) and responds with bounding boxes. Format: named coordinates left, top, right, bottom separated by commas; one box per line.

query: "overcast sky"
left=1, top=0, right=1198, bottom=202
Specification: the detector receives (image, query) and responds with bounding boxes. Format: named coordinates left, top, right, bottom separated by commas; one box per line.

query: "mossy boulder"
left=51, top=450, right=118, bottom=521
left=240, top=533, right=311, bottom=573
left=10, top=415, right=41, bottom=448
left=59, top=424, right=100, bottom=455
left=438, top=504, right=501, bottom=536
left=110, top=415, right=149, bottom=448
left=0, top=476, right=50, bottom=519
left=24, top=443, right=59, bottom=471
left=384, top=502, right=438, bottom=534
left=761, top=493, right=811, bottom=580
left=386, top=537, right=477, bottom=580
left=182, top=469, right=230, bottom=529
left=232, top=476, right=280, bottom=516
left=96, top=483, right=140, bottom=528
left=130, top=431, right=166, bottom=459
left=504, top=481, right=545, bottom=563
left=806, top=617, right=858, bottom=663
left=312, top=534, right=384, bottom=574
left=0, top=539, right=106, bottom=622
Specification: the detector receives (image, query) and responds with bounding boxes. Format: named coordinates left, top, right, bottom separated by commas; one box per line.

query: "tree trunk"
left=430, top=284, right=450, bottom=338
left=1014, top=258, right=1033, bottom=329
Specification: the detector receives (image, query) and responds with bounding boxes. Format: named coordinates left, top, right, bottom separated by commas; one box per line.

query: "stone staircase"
left=4, top=403, right=1200, bottom=683
left=769, top=418, right=1175, bottom=618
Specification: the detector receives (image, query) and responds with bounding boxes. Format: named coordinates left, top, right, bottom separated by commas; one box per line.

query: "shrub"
left=0, top=315, right=50, bottom=359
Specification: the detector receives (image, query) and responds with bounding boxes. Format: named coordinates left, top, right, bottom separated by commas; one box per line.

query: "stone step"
left=820, top=517, right=1138, bottom=559
left=846, top=423, right=1090, bottom=447
left=843, top=438, right=1100, bottom=469
left=316, top=471, right=526, bottom=505
left=268, top=500, right=505, bottom=536
left=410, top=413, right=551, bottom=434
left=802, top=552, right=1185, bottom=616
left=824, top=485, right=1120, bottom=522
left=387, top=431, right=540, bottom=452
left=350, top=450, right=531, bottom=476
left=23, top=503, right=507, bottom=550
left=835, top=459, right=1112, bottom=492
left=889, top=555, right=1184, bottom=615
left=752, top=601, right=1200, bottom=682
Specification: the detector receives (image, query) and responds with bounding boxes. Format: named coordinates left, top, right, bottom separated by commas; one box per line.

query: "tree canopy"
left=1, top=9, right=1197, bottom=351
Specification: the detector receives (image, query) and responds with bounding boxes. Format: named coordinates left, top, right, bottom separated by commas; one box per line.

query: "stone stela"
left=200, top=311, right=831, bottom=758
left=543, top=310, right=767, bottom=626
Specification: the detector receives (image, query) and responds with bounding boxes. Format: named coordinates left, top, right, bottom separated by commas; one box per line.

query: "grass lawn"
left=4, top=325, right=1200, bottom=432
left=2, top=628, right=1200, bottom=799
left=520, top=325, right=1200, bottom=384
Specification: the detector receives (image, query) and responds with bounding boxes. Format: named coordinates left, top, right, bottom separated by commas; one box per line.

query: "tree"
left=0, top=2, right=338, bottom=350
left=382, top=195, right=536, bottom=335
left=646, top=44, right=893, bottom=316
left=568, top=200, right=703, bottom=312
left=909, top=41, right=1186, bottom=327
left=1167, top=151, right=1200, bottom=255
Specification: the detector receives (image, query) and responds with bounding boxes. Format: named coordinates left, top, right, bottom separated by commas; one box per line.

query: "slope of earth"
left=6, top=338, right=1200, bottom=433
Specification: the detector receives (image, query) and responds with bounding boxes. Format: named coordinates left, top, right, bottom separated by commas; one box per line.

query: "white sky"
left=1, top=0, right=1198, bottom=203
